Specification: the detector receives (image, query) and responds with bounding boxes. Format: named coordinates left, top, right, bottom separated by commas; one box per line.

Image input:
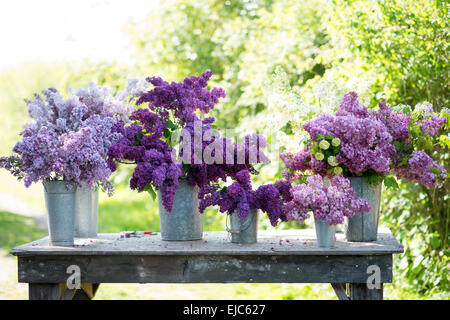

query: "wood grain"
left=18, top=254, right=393, bottom=284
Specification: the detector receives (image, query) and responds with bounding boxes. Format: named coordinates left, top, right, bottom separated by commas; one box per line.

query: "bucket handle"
left=225, top=212, right=256, bottom=240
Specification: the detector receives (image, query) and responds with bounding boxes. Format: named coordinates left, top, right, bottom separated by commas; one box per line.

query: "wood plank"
left=18, top=254, right=393, bottom=284
left=10, top=228, right=404, bottom=257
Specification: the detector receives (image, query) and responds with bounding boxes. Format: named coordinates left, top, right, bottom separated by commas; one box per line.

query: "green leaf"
left=364, top=172, right=384, bottom=186
left=324, top=134, right=334, bottom=140
left=383, top=176, right=399, bottom=190
left=133, top=134, right=142, bottom=146
left=144, top=184, right=157, bottom=201
left=166, top=119, right=177, bottom=130
left=163, top=128, right=171, bottom=139
left=430, top=166, right=442, bottom=175
left=181, top=162, right=190, bottom=171
left=392, top=140, right=403, bottom=152
left=316, top=134, right=325, bottom=140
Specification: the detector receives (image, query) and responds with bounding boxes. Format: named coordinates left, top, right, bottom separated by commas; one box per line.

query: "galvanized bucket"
left=228, top=209, right=259, bottom=244
left=158, top=178, right=202, bottom=241
left=344, top=177, right=382, bottom=242
left=43, top=180, right=76, bottom=246
left=315, top=219, right=336, bottom=248
left=74, top=185, right=98, bottom=238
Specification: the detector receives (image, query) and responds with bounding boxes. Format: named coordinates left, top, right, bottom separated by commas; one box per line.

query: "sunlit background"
left=0, top=0, right=159, bottom=70
left=0, top=0, right=448, bottom=300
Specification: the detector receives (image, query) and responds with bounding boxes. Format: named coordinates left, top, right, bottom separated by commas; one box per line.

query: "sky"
left=0, top=0, right=160, bottom=70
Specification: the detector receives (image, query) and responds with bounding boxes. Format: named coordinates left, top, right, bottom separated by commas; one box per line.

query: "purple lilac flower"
left=109, top=71, right=269, bottom=212
left=375, top=100, right=411, bottom=142
left=1, top=85, right=127, bottom=194
left=136, top=71, right=226, bottom=126
left=182, top=119, right=268, bottom=189
left=394, top=150, right=447, bottom=188
left=420, top=114, right=447, bottom=136
left=283, top=174, right=370, bottom=226
left=302, top=95, right=395, bottom=175
left=108, top=116, right=183, bottom=211
left=198, top=169, right=258, bottom=220
left=199, top=177, right=291, bottom=226
left=255, top=184, right=285, bottom=226
left=289, top=93, right=404, bottom=177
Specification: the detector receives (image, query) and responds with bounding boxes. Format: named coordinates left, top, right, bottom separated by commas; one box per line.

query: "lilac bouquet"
left=281, top=92, right=447, bottom=188
left=0, top=83, right=130, bottom=194
left=282, top=174, right=370, bottom=225
left=108, top=71, right=268, bottom=212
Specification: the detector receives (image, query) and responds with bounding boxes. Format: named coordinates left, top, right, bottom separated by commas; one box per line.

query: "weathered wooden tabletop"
left=11, top=228, right=402, bottom=256
left=10, top=228, right=403, bottom=300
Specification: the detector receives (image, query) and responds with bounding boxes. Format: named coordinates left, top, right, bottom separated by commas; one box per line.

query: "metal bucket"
left=43, top=180, right=76, bottom=246
left=74, top=185, right=98, bottom=238
left=345, top=177, right=382, bottom=242
left=158, top=178, right=202, bottom=241
left=228, top=209, right=259, bottom=244
left=315, top=219, right=336, bottom=248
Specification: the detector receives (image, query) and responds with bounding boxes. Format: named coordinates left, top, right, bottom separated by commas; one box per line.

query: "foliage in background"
left=129, top=0, right=449, bottom=295
left=325, top=0, right=449, bottom=295
left=0, top=0, right=448, bottom=297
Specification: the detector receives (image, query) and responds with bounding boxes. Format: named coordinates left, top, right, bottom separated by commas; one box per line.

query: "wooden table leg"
left=29, top=283, right=100, bottom=300
left=331, top=283, right=349, bottom=300
left=29, top=284, right=61, bottom=300
left=349, top=283, right=383, bottom=300
left=73, top=283, right=100, bottom=300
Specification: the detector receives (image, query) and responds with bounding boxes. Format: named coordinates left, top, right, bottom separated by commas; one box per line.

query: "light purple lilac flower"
left=282, top=92, right=447, bottom=189
left=283, top=174, right=371, bottom=226
left=0, top=84, right=127, bottom=194
left=394, top=150, right=447, bottom=188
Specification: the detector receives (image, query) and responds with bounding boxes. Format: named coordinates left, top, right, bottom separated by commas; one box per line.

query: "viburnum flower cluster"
left=0, top=83, right=130, bottom=194
left=108, top=71, right=268, bottom=212
left=282, top=174, right=371, bottom=225
left=281, top=92, right=447, bottom=188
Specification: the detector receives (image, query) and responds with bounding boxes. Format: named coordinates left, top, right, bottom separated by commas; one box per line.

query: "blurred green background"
left=0, top=0, right=448, bottom=299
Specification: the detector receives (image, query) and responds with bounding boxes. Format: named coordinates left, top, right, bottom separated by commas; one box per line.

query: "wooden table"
left=10, top=228, right=403, bottom=300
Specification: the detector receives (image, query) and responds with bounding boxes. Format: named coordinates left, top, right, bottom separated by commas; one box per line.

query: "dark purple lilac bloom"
left=136, top=71, right=226, bottom=126
left=107, top=113, right=182, bottom=211
left=199, top=176, right=291, bottom=226
left=108, top=71, right=268, bottom=212
left=255, top=184, right=287, bottom=226
left=198, top=170, right=258, bottom=220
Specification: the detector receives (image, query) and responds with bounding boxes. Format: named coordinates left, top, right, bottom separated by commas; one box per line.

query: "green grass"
left=0, top=210, right=46, bottom=252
